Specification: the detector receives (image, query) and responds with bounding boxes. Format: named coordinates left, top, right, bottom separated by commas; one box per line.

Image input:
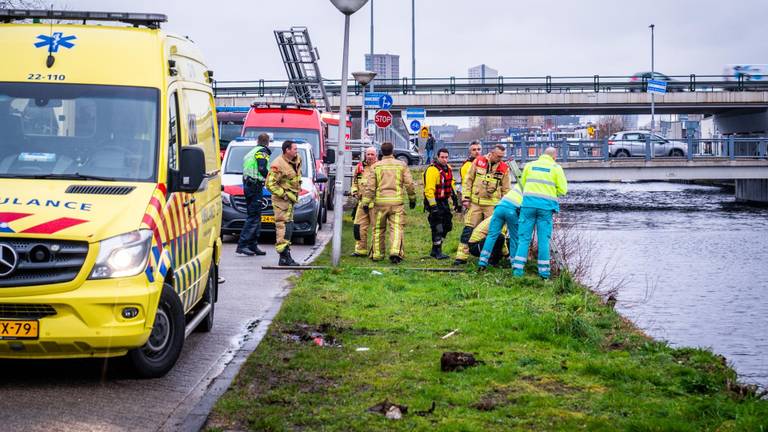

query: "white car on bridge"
left=608, top=131, right=688, bottom=158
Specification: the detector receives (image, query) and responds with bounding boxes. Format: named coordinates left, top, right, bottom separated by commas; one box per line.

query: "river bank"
left=207, top=191, right=768, bottom=431
left=561, top=182, right=768, bottom=388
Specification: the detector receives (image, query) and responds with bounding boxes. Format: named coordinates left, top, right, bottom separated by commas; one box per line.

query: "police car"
left=220, top=140, right=327, bottom=245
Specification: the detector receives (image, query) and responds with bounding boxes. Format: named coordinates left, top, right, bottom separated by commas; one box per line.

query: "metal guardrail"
left=438, top=137, right=768, bottom=163
left=213, top=74, right=768, bottom=98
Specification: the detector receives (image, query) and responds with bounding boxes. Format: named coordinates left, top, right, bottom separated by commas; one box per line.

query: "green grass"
left=208, top=175, right=768, bottom=431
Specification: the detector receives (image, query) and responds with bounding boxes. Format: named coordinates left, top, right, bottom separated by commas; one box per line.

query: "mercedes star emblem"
left=0, top=243, right=18, bottom=278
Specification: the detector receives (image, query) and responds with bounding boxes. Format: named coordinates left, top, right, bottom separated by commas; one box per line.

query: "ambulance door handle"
left=183, top=198, right=196, bottom=207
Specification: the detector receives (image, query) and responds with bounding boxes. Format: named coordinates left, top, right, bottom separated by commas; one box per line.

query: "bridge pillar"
left=735, top=179, right=768, bottom=205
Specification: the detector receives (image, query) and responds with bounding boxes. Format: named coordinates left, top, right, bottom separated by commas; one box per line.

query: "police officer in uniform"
left=266, top=140, right=302, bottom=266
left=236, top=133, right=271, bottom=257
left=454, top=144, right=512, bottom=265
left=361, top=142, right=416, bottom=264
left=423, top=148, right=460, bottom=259
left=351, top=146, right=377, bottom=257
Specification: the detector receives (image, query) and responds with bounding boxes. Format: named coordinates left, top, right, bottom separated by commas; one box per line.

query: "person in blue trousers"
left=478, top=182, right=523, bottom=269
left=512, top=147, right=568, bottom=279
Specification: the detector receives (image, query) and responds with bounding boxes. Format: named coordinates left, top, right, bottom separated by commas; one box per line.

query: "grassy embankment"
left=208, top=176, right=768, bottom=431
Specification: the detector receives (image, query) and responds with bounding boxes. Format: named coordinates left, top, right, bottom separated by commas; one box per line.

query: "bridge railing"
left=438, top=137, right=768, bottom=164
left=213, top=74, right=768, bottom=98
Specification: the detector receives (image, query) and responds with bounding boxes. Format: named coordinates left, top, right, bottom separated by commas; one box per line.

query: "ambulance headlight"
left=221, top=191, right=232, bottom=206
left=89, top=230, right=153, bottom=279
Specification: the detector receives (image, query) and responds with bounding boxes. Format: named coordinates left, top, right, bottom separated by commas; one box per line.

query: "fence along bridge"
left=441, top=138, right=768, bottom=203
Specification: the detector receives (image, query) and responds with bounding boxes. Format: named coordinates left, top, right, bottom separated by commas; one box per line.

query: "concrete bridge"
left=441, top=139, right=768, bottom=204
left=214, top=76, right=768, bottom=130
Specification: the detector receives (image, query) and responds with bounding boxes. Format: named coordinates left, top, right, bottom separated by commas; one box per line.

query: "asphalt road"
left=0, top=228, right=331, bottom=432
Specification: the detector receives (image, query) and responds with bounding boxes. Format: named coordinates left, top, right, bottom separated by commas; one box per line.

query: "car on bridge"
left=608, top=131, right=688, bottom=158
left=221, top=140, right=327, bottom=245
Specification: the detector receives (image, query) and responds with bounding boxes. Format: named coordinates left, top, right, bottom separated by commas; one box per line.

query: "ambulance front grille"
left=0, top=238, right=89, bottom=288
left=65, top=185, right=136, bottom=195
left=0, top=303, right=57, bottom=319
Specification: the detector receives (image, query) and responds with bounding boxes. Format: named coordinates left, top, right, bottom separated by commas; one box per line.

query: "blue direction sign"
left=379, top=94, right=393, bottom=109
left=405, top=107, right=426, bottom=119
left=364, top=92, right=393, bottom=109
left=647, top=79, right=667, bottom=94
left=409, top=119, right=422, bottom=133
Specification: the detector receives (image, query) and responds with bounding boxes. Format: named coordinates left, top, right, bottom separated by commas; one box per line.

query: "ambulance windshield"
left=0, top=83, right=159, bottom=182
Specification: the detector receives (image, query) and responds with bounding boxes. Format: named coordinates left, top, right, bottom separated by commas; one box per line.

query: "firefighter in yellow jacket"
left=459, top=140, right=482, bottom=193
left=351, top=146, right=378, bottom=257
left=423, top=147, right=460, bottom=259
left=266, top=140, right=302, bottom=266
left=455, top=144, right=513, bottom=265
left=361, top=142, right=416, bottom=264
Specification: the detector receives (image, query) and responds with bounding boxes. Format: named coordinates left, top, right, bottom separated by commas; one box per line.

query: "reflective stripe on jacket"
left=462, top=155, right=511, bottom=206
left=501, top=183, right=523, bottom=207
left=350, top=161, right=373, bottom=198
left=266, top=154, right=302, bottom=203
left=362, top=155, right=416, bottom=206
left=469, top=216, right=507, bottom=244
left=243, top=145, right=271, bottom=182
left=519, top=154, right=568, bottom=212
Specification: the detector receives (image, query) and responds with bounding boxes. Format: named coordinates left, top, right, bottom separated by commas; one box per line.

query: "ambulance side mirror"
left=175, top=146, right=206, bottom=193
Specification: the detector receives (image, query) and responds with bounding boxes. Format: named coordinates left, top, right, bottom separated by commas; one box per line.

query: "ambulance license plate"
left=261, top=215, right=275, bottom=223
left=0, top=319, right=39, bottom=340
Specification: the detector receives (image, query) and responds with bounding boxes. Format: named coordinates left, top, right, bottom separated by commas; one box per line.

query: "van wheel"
left=397, top=155, right=410, bottom=165
left=197, top=261, right=217, bottom=333
left=128, top=283, right=185, bottom=378
left=615, top=149, right=630, bottom=158
left=321, top=204, right=328, bottom=224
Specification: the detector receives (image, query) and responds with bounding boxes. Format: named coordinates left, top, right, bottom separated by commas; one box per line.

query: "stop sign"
left=374, top=110, right=392, bottom=128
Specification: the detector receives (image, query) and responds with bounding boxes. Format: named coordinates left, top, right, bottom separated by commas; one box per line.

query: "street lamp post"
left=330, top=0, right=369, bottom=267
left=649, top=24, right=655, bottom=134
left=352, top=71, right=377, bottom=146
left=369, top=0, right=374, bottom=93
left=411, top=0, right=416, bottom=94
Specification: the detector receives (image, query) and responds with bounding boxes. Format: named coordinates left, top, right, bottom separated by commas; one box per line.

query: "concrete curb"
left=174, top=229, right=332, bottom=432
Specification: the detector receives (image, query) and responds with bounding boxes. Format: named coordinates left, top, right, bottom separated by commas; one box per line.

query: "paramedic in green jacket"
left=512, top=147, right=568, bottom=279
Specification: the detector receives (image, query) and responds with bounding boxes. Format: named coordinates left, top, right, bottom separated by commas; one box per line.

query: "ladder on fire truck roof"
left=274, top=27, right=330, bottom=111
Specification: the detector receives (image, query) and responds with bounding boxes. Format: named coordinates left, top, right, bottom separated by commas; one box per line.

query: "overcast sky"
left=54, top=0, right=766, bottom=80
left=44, top=0, right=767, bottom=128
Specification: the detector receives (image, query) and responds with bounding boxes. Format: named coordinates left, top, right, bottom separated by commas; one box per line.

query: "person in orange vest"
left=454, top=144, right=512, bottom=265
left=423, top=148, right=460, bottom=259
left=350, top=146, right=378, bottom=257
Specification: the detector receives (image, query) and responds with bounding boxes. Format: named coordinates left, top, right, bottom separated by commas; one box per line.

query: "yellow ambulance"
left=0, top=9, right=222, bottom=377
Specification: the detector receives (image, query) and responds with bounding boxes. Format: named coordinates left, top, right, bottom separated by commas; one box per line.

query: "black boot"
left=430, top=244, right=449, bottom=260
left=248, top=245, right=267, bottom=256
left=278, top=248, right=299, bottom=266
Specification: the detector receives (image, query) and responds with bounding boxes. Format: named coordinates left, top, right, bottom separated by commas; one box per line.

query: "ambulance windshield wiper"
left=32, top=172, right=117, bottom=182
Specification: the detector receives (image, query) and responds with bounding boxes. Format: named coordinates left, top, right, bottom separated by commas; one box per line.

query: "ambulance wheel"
left=197, top=262, right=217, bottom=333
left=128, top=283, right=185, bottom=378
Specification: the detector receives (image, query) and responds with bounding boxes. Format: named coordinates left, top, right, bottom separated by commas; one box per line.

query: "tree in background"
left=0, top=1, right=45, bottom=8
left=596, top=116, right=624, bottom=139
